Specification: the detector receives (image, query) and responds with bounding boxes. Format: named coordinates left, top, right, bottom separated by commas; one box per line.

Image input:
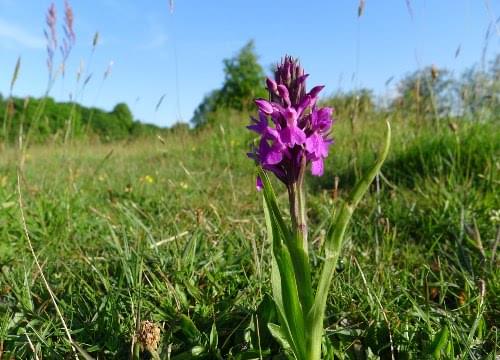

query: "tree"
left=190, top=40, right=266, bottom=127
left=112, top=103, right=134, bottom=128
left=218, top=40, right=267, bottom=110
left=321, top=88, right=376, bottom=123
left=459, top=55, right=499, bottom=121
left=191, top=90, right=221, bottom=127
left=391, top=66, right=457, bottom=121
left=489, top=54, right=500, bottom=117
left=169, top=121, right=190, bottom=133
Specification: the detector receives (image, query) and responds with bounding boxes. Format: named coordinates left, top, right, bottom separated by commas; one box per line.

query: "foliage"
left=390, top=66, right=457, bottom=121
left=0, top=96, right=162, bottom=143
left=320, top=88, right=376, bottom=123
left=218, top=40, right=267, bottom=110
left=191, top=40, right=266, bottom=127
left=169, top=121, right=191, bottom=134
left=459, top=54, right=500, bottom=121
left=319, top=57, right=499, bottom=126
left=191, top=90, right=222, bottom=127
left=0, top=116, right=498, bottom=359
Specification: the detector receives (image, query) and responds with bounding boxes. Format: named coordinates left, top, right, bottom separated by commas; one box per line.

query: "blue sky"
left=0, top=0, right=498, bottom=127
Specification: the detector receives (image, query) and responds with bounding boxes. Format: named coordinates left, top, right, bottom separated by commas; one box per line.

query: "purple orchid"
left=248, top=56, right=334, bottom=188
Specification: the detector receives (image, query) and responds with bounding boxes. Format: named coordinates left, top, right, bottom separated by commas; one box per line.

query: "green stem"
left=288, top=179, right=307, bottom=253
left=287, top=157, right=316, bottom=356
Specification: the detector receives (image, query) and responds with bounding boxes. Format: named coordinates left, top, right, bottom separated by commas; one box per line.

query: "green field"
left=0, top=113, right=498, bottom=358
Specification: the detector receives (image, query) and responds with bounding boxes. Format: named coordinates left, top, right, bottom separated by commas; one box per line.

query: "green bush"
left=0, top=96, right=162, bottom=143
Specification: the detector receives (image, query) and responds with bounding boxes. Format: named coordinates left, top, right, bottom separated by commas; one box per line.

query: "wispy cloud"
left=138, top=13, right=168, bottom=50
left=0, top=18, right=44, bottom=49
left=142, top=32, right=168, bottom=50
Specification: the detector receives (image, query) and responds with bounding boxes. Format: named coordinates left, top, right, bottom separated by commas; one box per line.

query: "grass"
left=0, top=114, right=498, bottom=359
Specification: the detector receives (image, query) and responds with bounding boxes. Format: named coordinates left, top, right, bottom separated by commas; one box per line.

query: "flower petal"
left=283, top=107, right=298, bottom=126
left=247, top=115, right=268, bottom=134
left=254, top=99, right=274, bottom=114
left=311, top=158, right=324, bottom=176
left=306, top=132, right=330, bottom=158
left=310, top=107, right=333, bottom=133
left=264, top=148, right=283, bottom=165
left=297, top=95, right=312, bottom=116
left=280, top=125, right=306, bottom=146
left=259, top=138, right=284, bottom=165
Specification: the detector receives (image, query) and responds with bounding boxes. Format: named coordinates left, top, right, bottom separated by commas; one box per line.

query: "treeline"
left=0, top=95, right=164, bottom=143
left=319, top=58, right=499, bottom=125
left=2, top=43, right=497, bottom=144
left=191, top=41, right=499, bottom=127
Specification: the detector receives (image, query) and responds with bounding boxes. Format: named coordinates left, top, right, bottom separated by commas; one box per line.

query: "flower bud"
left=277, top=84, right=291, bottom=107
left=255, top=99, right=274, bottom=114
left=266, top=78, right=278, bottom=93
left=308, top=85, right=325, bottom=99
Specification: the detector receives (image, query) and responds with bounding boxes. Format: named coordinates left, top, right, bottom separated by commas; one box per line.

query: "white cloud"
left=138, top=13, right=168, bottom=50
left=142, top=32, right=168, bottom=50
left=0, top=18, right=44, bottom=49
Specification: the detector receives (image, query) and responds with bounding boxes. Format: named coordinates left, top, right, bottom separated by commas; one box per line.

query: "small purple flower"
left=247, top=113, right=268, bottom=135
left=310, top=158, right=324, bottom=176
left=280, top=107, right=306, bottom=146
left=248, top=56, right=334, bottom=188
left=311, top=107, right=333, bottom=132
left=305, top=132, right=330, bottom=159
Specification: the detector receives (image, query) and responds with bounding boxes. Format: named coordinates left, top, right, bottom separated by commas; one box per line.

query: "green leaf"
left=263, top=195, right=297, bottom=353
left=429, top=326, right=449, bottom=358
left=262, top=194, right=285, bottom=315
left=274, top=242, right=307, bottom=357
left=1, top=201, right=15, bottom=209
left=268, top=323, right=291, bottom=350
left=182, top=234, right=198, bottom=273
left=258, top=169, right=292, bottom=243
left=209, top=322, right=218, bottom=350
left=74, top=343, right=96, bottom=360
left=234, top=349, right=272, bottom=360
left=191, top=345, right=207, bottom=357
left=179, top=315, right=202, bottom=343
left=171, top=350, right=196, bottom=360
left=259, top=172, right=306, bottom=358
left=255, top=294, right=277, bottom=347
left=309, top=121, right=392, bottom=348
left=259, top=170, right=313, bottom=317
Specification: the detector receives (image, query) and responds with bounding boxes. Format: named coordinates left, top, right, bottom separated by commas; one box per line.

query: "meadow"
left=0, top=109, right=498, bottom=358
left=0, top=2, right=499, bottom=357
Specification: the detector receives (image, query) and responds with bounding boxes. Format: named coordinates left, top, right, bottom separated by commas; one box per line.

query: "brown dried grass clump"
left=137, top=321, right=161, bottom=352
